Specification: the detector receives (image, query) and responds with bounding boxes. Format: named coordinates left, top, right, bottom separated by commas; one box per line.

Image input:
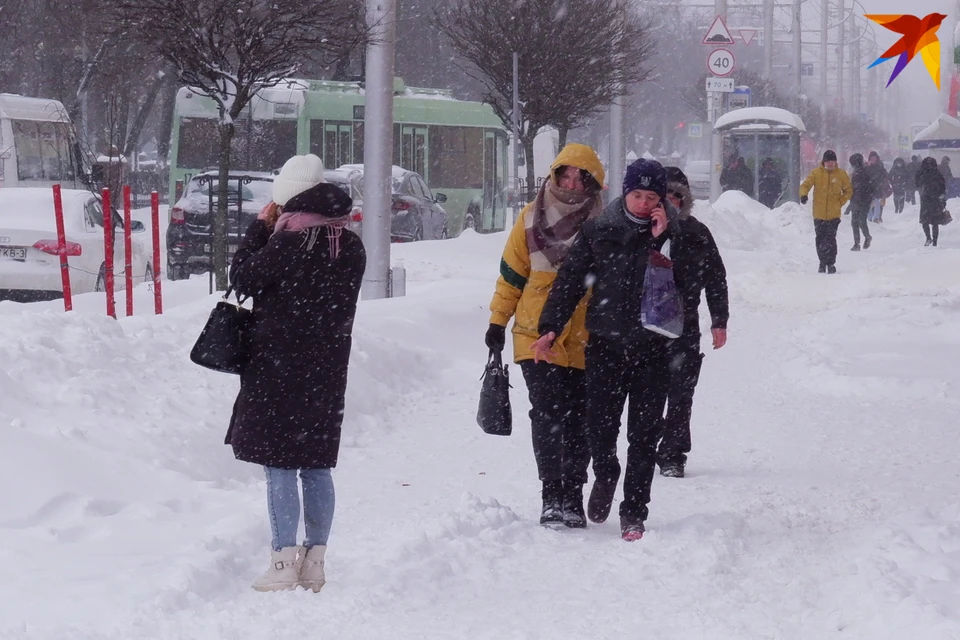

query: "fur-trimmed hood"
left=668, top=179, right=694, bottom=219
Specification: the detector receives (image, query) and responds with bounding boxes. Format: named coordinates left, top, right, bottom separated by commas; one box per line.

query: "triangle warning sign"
left=702, top=16, right=735, bottom=45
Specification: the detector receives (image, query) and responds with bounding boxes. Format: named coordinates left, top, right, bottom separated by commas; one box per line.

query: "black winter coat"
left=538, top=197, right=681, bottom=346
left=917, top=163, right=947, bottom=225
left=867, top=163, right=889, bottom=199
left=758, top=167, right=783, bottom=204
left=224, top=218, right=366, bottom=469
left=673, top=216, right=728, bottom=340
left=850, top=166, right=875, bottom=213
left=889, top=163, right=910, bottom=196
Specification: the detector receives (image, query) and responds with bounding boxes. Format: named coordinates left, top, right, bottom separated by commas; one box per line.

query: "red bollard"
left=102, top=188, right=116, bottom=319
left=52, top=185, right=74, bottom=312
left=123, top=186, right=133, bottom=317
left=151, top=191, right=163, bottom=314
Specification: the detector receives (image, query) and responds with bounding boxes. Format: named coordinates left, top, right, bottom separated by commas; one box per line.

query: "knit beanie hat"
left=623, top=159, right=667, bottom=199
left=822, top=150, right=837, bottom=163
left=273, top=154, right=326, bottom=206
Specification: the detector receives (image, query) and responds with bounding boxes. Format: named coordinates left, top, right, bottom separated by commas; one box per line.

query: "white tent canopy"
left=912, top=113, right=960, bottom=151
left=714, top=107, right=806, bottom=132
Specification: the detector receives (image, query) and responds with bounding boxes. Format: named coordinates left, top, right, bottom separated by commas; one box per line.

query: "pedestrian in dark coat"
left=532, top=159, right=683, bottom=542
left=758, top=157, right=783, bottom=209
left=889, top=157, right=910, bottom=214
left=720, top=156, right=754, bottom=197
left=226, top=153, right=366, bottom=593
left=656, top=167, right=729, bottom=479
left=866, top=151, right=889, bottom=223
left=918, top=156, right=947, bottom=247
left=939, top=156, right=954, bottom=198
left=907, top=155, right=921, bottom=205
left=848, top=153, right=874, bottom=251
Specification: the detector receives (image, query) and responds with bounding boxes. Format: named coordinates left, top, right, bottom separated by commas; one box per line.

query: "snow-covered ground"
left=3, top=193, right=960, bottom=639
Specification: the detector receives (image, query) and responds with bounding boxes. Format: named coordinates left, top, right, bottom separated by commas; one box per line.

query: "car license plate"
left=0, top=247, right=27, bottom=260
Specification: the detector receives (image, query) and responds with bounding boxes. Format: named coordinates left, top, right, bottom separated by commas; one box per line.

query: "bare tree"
left=435, top=0, right=655, bottom=199
left=112, top=0, right=362, bottom=289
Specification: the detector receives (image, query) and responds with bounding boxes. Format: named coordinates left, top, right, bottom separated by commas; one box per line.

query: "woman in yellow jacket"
left=799, top=149, right=852, bottom=274
left=485, top=143, right=604, bottom=528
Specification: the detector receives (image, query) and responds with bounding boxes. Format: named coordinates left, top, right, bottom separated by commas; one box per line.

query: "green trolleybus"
left=167, top=78, right=509, bottom=235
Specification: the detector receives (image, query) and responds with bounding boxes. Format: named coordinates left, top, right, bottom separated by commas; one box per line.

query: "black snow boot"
left=539, top=480, right=564, bottom=526
left=561, top=484, right=586, bottom=529
left=827, top=264, right=837, bottom=274
left=660, top=463, right=685, bottom=478
left=863, top=236, right=872, bottom=250
left=818, top=263, right=826, bottom=273
left=850, top=244, right=860, bottom=251
left=587, top=478, right=617, bottom=524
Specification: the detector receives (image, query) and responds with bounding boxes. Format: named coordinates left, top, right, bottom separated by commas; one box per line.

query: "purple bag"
left=640, top=246, right=684, bottom=339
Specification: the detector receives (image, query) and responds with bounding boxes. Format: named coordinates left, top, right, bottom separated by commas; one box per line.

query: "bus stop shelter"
left=714, top=107, right=806, bottom=206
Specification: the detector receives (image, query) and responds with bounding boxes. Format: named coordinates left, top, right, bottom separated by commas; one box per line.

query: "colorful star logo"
left=865, top=13, right=947, bottom=90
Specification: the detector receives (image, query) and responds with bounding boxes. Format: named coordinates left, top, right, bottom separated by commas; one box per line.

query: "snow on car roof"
left=0, top=188, right=93, bottom=232
left=336, top=164, right=412, bottom=180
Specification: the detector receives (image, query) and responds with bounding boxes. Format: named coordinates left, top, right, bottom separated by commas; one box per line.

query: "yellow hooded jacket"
left=488, top=143, right=605, bottom=370
left=800, top=164, right=853, bottom=220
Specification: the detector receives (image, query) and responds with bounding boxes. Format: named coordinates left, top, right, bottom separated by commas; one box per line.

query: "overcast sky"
left=841, top=0, right=955, bottom=133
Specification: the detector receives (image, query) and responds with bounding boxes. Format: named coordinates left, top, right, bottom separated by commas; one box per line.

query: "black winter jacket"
left=850, top=166, right=875, bottom=213
left=538, top=197, right=681, bottom=346
left=673, top=216, right=728, bottom=339
left=224, top=217, right=366, bottom=469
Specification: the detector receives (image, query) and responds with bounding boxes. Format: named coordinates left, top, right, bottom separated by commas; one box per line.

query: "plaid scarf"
left=525, top=179, right=602, bottom=272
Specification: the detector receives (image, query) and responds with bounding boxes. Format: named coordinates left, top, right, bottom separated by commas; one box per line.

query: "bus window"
left=12, top=120, right=75, bottom=182
left=177, top=118, right=295, bottom=171
left=428, top=126, right=483, bottom=190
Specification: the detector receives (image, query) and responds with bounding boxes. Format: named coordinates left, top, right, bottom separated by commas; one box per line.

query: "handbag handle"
left=487, top=348, right=503, bottom=368
left=223, top=282, right=249, bottom=305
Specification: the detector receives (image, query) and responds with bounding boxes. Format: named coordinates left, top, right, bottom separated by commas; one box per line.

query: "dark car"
left=336, top=164, right=448, bottom=241
left=166, top=171, right=275, bottom=280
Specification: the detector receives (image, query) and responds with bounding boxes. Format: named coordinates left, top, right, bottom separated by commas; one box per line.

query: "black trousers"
left=906, top=189, right=916, bottom=205
left=851, top=207, right=871, bottom=246
left=923, top=223, right=940, bottom=244
left=814, top=218, right=840, bottom=266
left=657, top=337, right=705, bottom=467
left=519, top=361, right=589, bottom=485
left=585, top=337, right=669, bottom=522
left=894, top=193, right=906, bottom=213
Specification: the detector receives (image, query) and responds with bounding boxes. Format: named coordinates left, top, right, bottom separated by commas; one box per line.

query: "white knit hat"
left=272, top=154, right=326, bottom=206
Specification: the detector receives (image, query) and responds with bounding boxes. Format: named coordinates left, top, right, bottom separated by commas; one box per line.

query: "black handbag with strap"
left=190, top=286, right=253, bottom=375
left=476, top=349, right=512, bottom=436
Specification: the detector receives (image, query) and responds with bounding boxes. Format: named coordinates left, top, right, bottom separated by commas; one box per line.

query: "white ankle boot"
left=299, top=545, right=326, bottom=592
left=252, top=546, right=302, bottom=592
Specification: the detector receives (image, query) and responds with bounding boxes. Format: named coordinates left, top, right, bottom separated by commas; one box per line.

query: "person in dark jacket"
left=848, top=153, right=874, bottom=251
left=907, top=155, right=921, bottom=205
left=531, top=159, right=680, bottom=542
left=889, top=157, right=910, bottom=214
left=939, top=156, right=954, bottom=199
left=866, top=151, right=889, bottom=223
left=656, top=167, right=729, bottom=479
left=720, top=156, right=754, bottom=197
left=226, top=154, right=366, bottom=592
left=758, top=157, right=783, bottom=209
left=918, top=156, right=947, bottom=247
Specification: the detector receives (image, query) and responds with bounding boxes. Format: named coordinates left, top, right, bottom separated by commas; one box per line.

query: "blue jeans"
left=265, top=467, right=335, bottom=551
left=868, top=198, right=883, bottom=222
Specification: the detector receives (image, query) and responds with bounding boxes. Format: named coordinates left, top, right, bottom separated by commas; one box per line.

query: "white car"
left=0, top=188, right=152, bottom=302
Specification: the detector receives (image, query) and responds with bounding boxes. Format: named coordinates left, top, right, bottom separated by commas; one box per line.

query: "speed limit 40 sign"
left=707, top=49, right=735, bottom=77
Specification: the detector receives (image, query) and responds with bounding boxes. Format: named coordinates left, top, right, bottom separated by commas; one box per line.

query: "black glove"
left=485, top=323, right=506, bottom=352
left=800, top=195, right=808, bottom=205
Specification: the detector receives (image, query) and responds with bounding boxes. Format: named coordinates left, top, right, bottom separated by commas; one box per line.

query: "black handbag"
left=476, top=349, right=512, bottom=436
left=190, top=286, right=252, bottom=375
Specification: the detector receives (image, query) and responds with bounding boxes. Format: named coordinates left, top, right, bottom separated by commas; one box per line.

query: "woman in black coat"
left=226, top=154, right=366, bottom=592
left=917, top=156, right=946, bottom=247
left=888, top=157, right=910, bottom=214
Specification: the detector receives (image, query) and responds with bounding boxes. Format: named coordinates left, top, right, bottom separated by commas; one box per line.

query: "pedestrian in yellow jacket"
left=800, top=150, right=852, bottom=273
left=485, top=143, right=604, bottom=529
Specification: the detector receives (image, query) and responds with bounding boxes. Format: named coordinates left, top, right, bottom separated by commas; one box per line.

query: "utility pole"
left=764, top=0, right=774, bottom=79
left=709, top=0, right=727, bottom=201
left=361, top=0, right=396, bottom=301
left=793, top=0, right=803, bottom=109
left=836, top=0, right=844, bottom=117
left=820, top=0, right=828, bottom=140
left=867, top=42, right=877, bottom=128
left=851, top=18, right=861, bottom=120
left=512, top=52, right=521, bottom=222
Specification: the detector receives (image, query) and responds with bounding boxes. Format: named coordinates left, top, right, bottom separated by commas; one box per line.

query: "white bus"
left=0, top=94, right=79, bottom=189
